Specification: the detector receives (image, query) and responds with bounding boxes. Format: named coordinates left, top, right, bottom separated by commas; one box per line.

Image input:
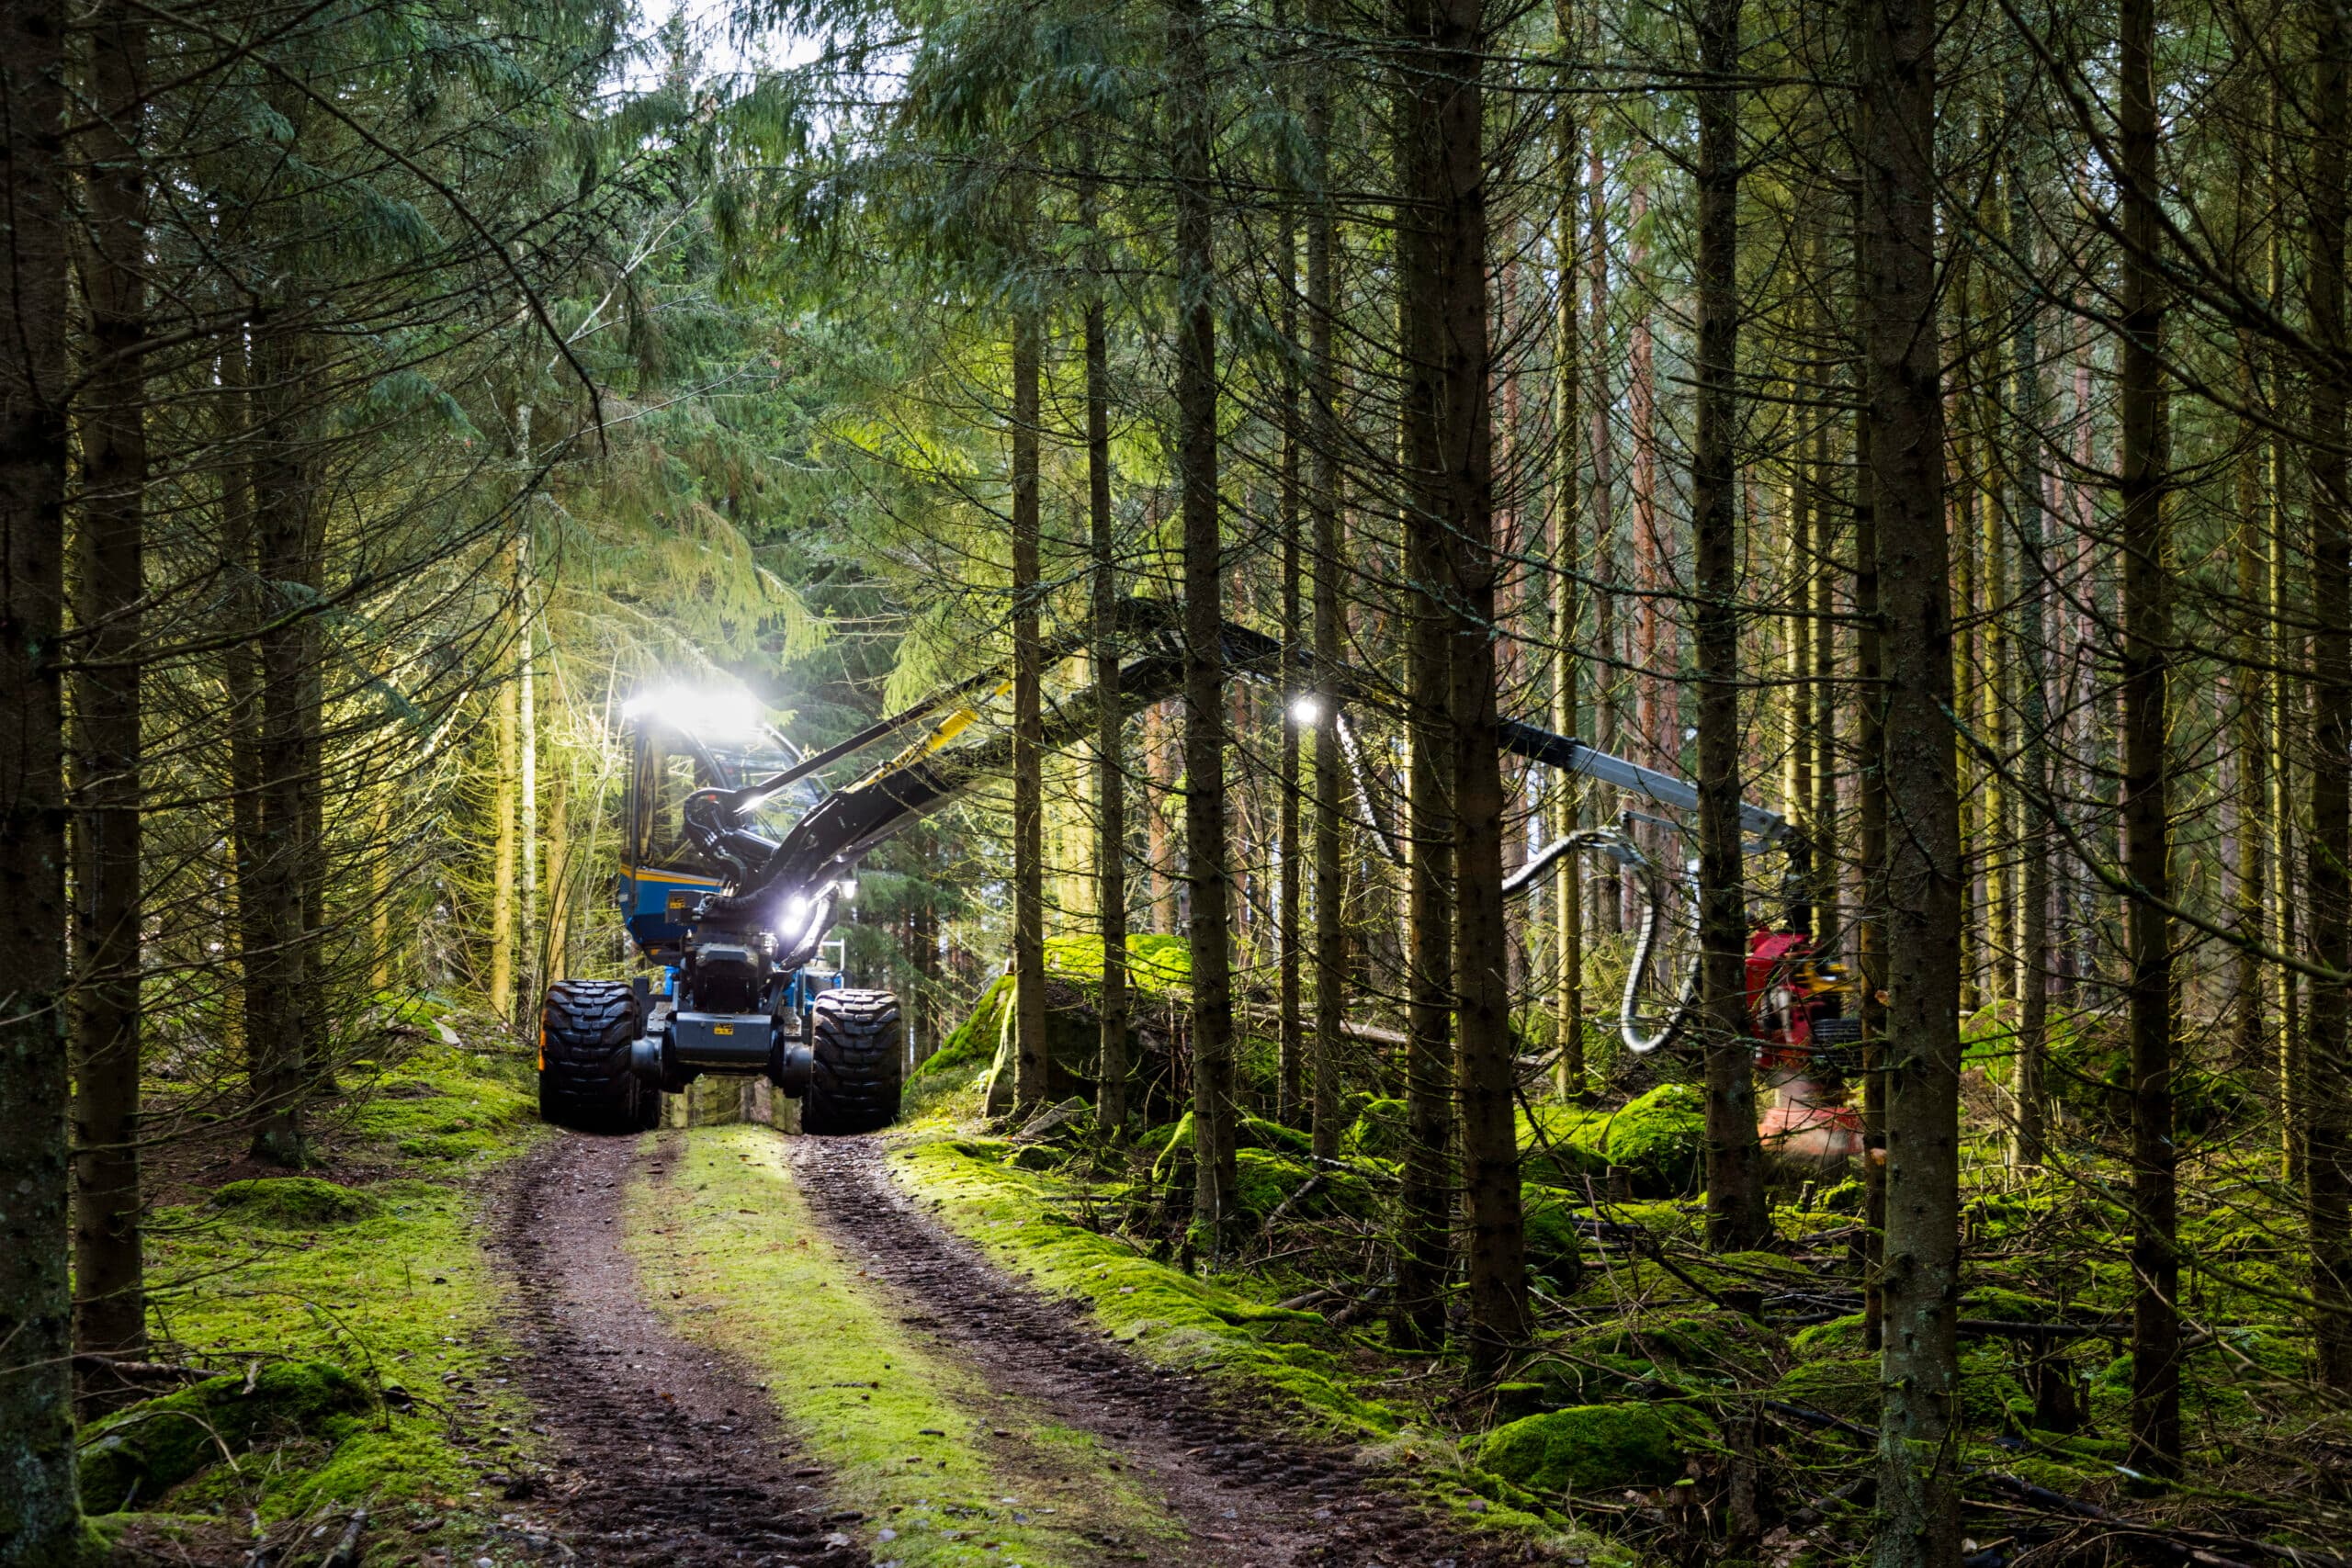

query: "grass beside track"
left=625, top=1123, right=1182, bottom=1568
left=100, top=1028, right=555, bottom=1562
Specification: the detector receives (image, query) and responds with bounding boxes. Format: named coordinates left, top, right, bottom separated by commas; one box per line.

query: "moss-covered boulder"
left=1340, top=1098, right=1408, bottom=1161
left=1239, top=1115, right=1313, bottom=1156
left=1229, top=1148, right=1378, bottom=1222
left=79, top=1361, right=372, bottom=1512
left=1476, top=1402, right=1709, bottom=1495
left=1770, top=1354, right=1878, bottom=1420
left=1521, top=1185, right=1585, bottom=1288
left=1517, top=1105, right=1611, bottom=1184
left=207, top=1178, right=382, bottom=1228
left=1599, top=1084, right=1708, bottom=1195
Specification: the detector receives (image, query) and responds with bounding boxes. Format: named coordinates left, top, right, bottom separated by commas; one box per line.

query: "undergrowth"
left=99, top=1018, right=550, bottom=1560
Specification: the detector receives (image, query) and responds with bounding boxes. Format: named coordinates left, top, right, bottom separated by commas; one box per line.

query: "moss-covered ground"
left=624, top=1122, right=1183, bottom=1568
left=891, top=945, right=2351, bottom=1565
left=96, top=1021, right=553, bottom=1560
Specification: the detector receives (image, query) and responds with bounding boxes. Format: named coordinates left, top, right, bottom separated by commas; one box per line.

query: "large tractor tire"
left=537, top=980, right=649, bottom=1133
left=801, top=989, right=901, bottom=1136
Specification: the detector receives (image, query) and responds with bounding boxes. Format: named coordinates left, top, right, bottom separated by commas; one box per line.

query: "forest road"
left=494, top=1133, right=871, bottom=1568
left=786, top=1134, right=1524, bottom=1568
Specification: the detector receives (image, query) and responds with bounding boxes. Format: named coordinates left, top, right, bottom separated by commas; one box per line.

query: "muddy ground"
left=497, top=1129, right=1528, bottom=1568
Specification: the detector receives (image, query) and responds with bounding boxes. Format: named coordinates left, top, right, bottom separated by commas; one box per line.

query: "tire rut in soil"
left=788, top=1135, right=1525, bottom=1568
left=496, top=1132, right=870, bottom=1567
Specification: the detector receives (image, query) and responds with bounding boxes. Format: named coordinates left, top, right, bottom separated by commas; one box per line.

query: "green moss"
left=207, top=1177, right=383, bottom=1228
left=917, top=975, right=1012, bottom=1079
left=134, top=1040, right=548, bottom=1529
left=891, top=1136, right=1398, bottom=1438
left=1341, top=1099, right=1408, bottom=1161
left=628, top=1126, right=1181, bottom=1567
left=1239, top=1115, right=1313, bottom=1156
left=1596, top=1085, right=1707, bottom=1195
left=1517, top=1105, right=1611, bottom=1184
left=1476, top=1403, right=1711, bottom=1495
left=1520, top=1187, right=1585, bottom=1287
left=1770, top=1355, right=1878, bottom=1420
left=1792, top=1313, right=1868, bottom=1351
left=79, top=1363, right=372, bottom=1513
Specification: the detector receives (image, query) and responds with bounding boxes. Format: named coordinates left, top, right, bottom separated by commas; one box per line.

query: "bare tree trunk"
left=0, top=0, right=84, bottom=1544
left=1278, top=156, right=1306, bottom=1128
left=2118, top=0, right=2179, bottom=1466
left=1012, top=309, right=1048, bottom=1117
left=249, top=321, right=319, bottom=1167
left=492, top=542, right=519, bottom=1021
left=1393, top=55, right=1454, bottom=1353
left=2307, top=0, right=2352, bottom=1395
left=1414, top=0, right=1529, bottom=1371
left=1172, top=0, right=1238, bottom=1247
left=1853, top=227, right=1890, bottom=1358
left=1690, top=0, right=1767, bottom=1255
left=1858, top=0, right=1962, bottom=1553
left=1587, top=139, right=1622, bottom=938
left=1307, top=43, right=1346, bottom=1160
left=1552, top=6, right=1586, bottom=1098
left=2007, top=127, right=2051, bottom=1168
left=71, top=0, right=149, bottom=1377
left=1148, top=705, right=1181, bottom=935
left=1088, top=192, right=1128, bottom=1141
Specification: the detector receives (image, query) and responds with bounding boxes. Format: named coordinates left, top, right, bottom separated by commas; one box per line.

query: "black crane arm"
left=683, top=597, right=1796, bottom=1004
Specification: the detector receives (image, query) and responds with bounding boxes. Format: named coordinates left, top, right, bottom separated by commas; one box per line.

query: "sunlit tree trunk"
left=491, top=538, right=520, bottom=1022
left=2007, top=127, right=2051, bottom=1168
left=1172, top=0, right=1238, bottom=1247
left=1307, top=35, right=1346, bottom=1158
left=1012, top=309, right=1047, bottom=1116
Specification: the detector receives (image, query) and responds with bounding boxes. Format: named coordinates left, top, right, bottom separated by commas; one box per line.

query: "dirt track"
left=497, top=1128, right=1522, bottom=1568
left=496, top=1134, right=869, bottom=1567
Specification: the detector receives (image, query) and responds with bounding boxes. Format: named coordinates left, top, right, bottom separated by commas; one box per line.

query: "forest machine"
left=535, top=598, right=1863, bottom=1156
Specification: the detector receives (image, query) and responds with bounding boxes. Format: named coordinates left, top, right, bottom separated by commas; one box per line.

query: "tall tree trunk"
left=1087, top=196, right=1128, bottom=1142
left=1858, top=0, right=1962, bottom=1555
left=1278, top=153, right=1306, bottom=1128
left=1418, top=0, right=1530, bottom=1370
left=491, top=543, right=519, bottom=1021
left=71, top=0, right=149, bottom=1377
left=2118, top=0, right=2179, bottom=1465
left=249, top=321, right=318, bottom=1167
left=1148, top=706, right=1181, bottom=935
left=519, top=539, right=539, bottom=1003
left=1393, top=51, right=1455, bottom=1353
left=1690, top=0, right=1767, bottom=1254
left=0, top=0, right=83, bottom=1545
left=1307, top=42, right=1346, bottom=1160
left=1552, top=4, right=1586, bottom=1098
left=1012, top=310, right=1048, bottom=1117
left=1172, top=0, right=1238, bottom=1247
left=1853, top=221, right=1890, bottom=1357
left=2307, top=0, right=2352, bottom=1395
left=1588, top=139, right=1622, bottom=938
left=2008, top=129, right=2051, bottom=1168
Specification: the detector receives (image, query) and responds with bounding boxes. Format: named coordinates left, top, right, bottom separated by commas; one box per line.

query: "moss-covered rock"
left=1599, top=1084, right=1708, bottom=1195
left=1340, top=1098, right=1408, bottom=1161
left=1517, top=1105, right=1611, bottom=1184
left=1770, top=1354, right=1878, bottom=1420
left=1228, top=1149, right=1378, bottom=1222
left=1521, top=1186, right=1586, bottom=1288
left=1239, top=1115, right=1313, bottom=1156
left=207, top=1178, right=382, bottom=1228
left=79, top=1361, right=373, bottom=1512
left=1476, top=1402, right=1709, bottom=1495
